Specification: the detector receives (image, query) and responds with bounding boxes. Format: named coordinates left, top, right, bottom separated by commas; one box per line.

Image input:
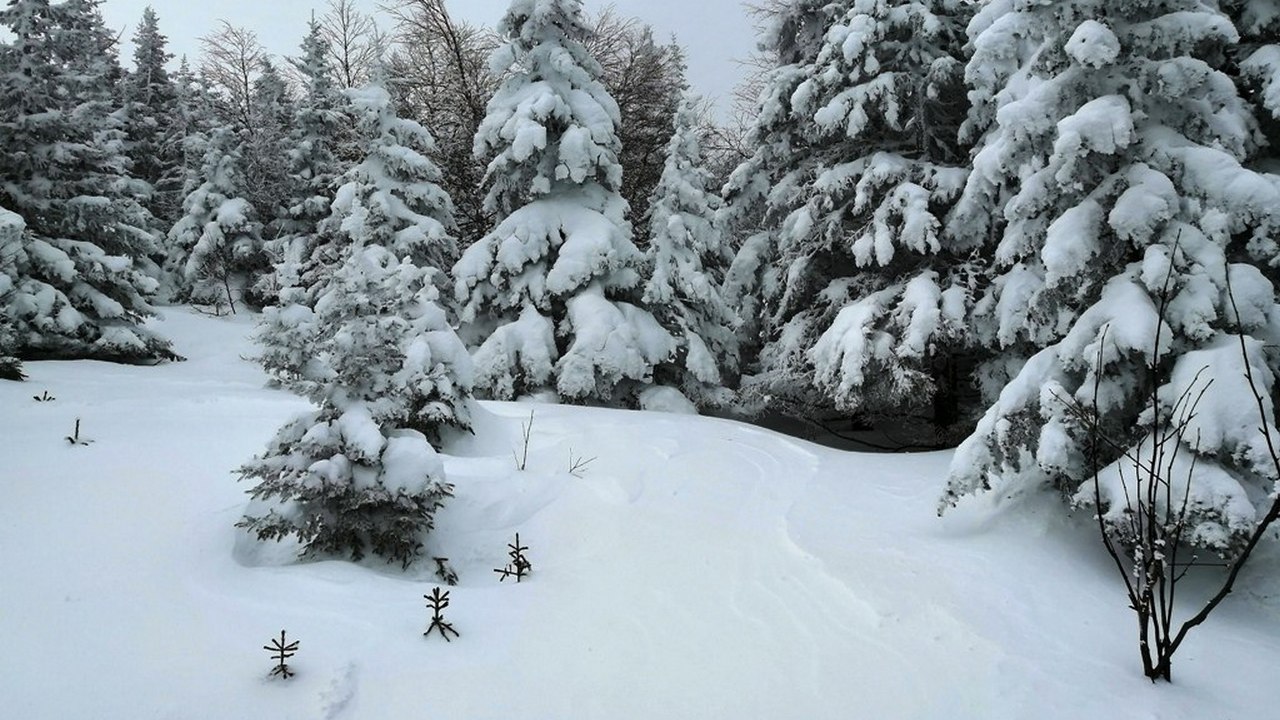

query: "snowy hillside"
left=3, top=309, right=1279, bottom=719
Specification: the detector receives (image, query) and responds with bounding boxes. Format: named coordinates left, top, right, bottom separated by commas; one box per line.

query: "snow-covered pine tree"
left=0, top=206, right=25, bottom=380
left=246, top=57, right=295, bottom=214
left=170, top=57, right=219, bottom=200
left=259, top=78, right=457, bottom=384
left=168, top=127, right=264, bottom=310
left=241, top=58, right=294, bottom=303
left=721, top=0, right=974, bottom=432
left=384, top=0, right=499, bottom=247
left=454, top=0, right=674, bottom=404
left=323, top=81, right=457, bottom=281
left=61, top=0, right=124, bottom=97
left=0, top=0, right=171, bottom=362
left=720, top=0, right=848, bottom=370
left=642, top=94, right=739, bottom=409
left=239, top=243, right=473, bottom=568
left=940, top=2, right=1280, bottom=558
left=122, top=6, right=182, bottom=228
left=241, top=80, right=470, bottom=567
left=261, top=19, right=347, bottom=300
left=152, top=57, right=220, bottom=300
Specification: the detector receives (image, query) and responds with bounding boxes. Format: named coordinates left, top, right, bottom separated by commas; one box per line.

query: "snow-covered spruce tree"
left=259, top=79, right=458, bottom=384
left=721, top=0, right=841, bottom=349
left=939, top=3, right=1280, bottom=561
left=241, top=94, right=469, bottom=567
left=122, top=6, right=182, bottom=228
left=0, top=206, right=25, bottom=380
left=260, top=19, right=347, bottom=300
left=240, top=57, right=294, bottom=306
left=170, top=58, right=220, bottom=200
left=168, top=127, right=264, bottom=310
left=239, top=245, right=472, bottom=568
left=455, top=0, right=674, bottom=404
left=642, top=94, right=739, bottom=408
left=246, top=57, right=294, bottom=217
left=0, top=0, right=171, bottom=362
left=720, top=0, right=974, bottom=432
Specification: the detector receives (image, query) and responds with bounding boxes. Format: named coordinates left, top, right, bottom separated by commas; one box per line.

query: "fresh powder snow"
left=3, top=303, right=1279, bottom=720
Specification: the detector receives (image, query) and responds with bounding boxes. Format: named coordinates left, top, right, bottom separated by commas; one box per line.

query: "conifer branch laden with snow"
left=939, top=1, right=1280, bottom=568
left=433, top=556, right=459, bottom=586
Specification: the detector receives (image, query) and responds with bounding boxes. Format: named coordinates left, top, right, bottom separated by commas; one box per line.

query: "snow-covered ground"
left=3, top=308, right=1278, bottom=719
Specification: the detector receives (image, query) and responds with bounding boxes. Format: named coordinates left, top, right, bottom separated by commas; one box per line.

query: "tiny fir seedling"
left=33, top=390, right=55, bottom=402
left=493, top=533, right=532, bottom=582
left=65, top=418, right=91, bottom=446
left=433, top=557, right=458, bottom=586
left=264, top=630, right=299, bottom=679
left=423, top=587, right=459, bottom=641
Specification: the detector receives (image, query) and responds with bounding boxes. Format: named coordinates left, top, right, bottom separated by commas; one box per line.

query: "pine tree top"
left=476, top=0, right=624, bottom=218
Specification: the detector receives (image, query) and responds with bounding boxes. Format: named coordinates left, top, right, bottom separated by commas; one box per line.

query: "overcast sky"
left=99, top=0, right=759, bottom=113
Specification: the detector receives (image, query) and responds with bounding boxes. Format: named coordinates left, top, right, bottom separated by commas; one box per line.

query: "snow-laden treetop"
left=475, top=0, right=624, bottom=218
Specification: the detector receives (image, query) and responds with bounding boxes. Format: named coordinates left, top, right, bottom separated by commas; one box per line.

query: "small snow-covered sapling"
left=493, top=533, right=532, bottom=582
left=33, top=390, right=55, bottom=402
left=65, top=418, right=91, bottom=446
left=423, top=587, right=459, bottom=641
left=263, top=630, right=299, bottom=679
left=433, top=557, right=458, bottom=586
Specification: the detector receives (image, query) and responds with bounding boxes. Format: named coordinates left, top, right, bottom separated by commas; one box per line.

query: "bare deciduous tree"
left=383, top=0, right=499, bottom=245
left=199, top=21, right=265, bottom=129
left=586, top=7, right=687, bottom=234
left=321, top=0, right=384, bottom=89
left=1063, top=266, right=1280, bottom=682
